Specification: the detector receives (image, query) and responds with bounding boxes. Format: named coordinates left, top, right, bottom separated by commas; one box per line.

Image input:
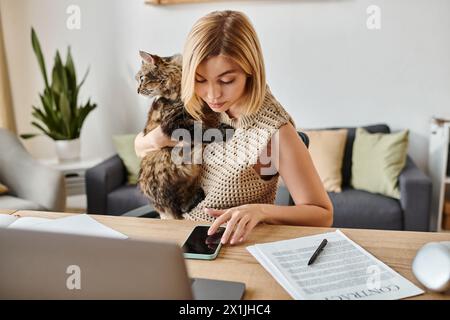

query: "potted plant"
left=21, top=28, right=97, bottom=162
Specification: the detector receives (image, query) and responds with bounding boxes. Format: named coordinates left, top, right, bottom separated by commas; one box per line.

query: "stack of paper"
left=247, top=230, right=424, bottom=300
left=0, top=213, right=127, bottom=239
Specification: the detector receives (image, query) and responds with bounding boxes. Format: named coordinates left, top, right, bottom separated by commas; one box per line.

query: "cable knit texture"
left=183, top=86, right=295, bottom=222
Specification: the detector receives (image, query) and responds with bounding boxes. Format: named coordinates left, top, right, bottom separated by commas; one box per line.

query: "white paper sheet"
left=8, top=217, right=53, bottom=228
left=0, top=214, right=20, bottom=227
left=247, top=230, right=424, bottom=300
left=1, top=213, right=127, bottom=239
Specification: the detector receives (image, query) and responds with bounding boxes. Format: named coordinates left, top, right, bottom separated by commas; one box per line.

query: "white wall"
left=1, top=0, right=450, bottom=172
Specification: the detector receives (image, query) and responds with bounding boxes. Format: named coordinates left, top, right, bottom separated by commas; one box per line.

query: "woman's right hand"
left=134, top=125, right=180, bottom=158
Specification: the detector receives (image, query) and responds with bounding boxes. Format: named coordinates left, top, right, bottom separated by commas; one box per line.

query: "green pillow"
left=351, top=127, right=409, bottom=199
left=112, top=134, right=141, bottom=184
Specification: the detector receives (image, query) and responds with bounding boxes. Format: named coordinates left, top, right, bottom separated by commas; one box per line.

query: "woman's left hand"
left=205, top=204, right=266, bottom=245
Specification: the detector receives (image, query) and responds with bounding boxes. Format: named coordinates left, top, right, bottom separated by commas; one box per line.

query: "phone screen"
left=182, top=226, right=225, bottom=255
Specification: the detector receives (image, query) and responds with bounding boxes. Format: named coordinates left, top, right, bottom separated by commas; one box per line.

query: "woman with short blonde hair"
left=182, top=10, right=266, bottom=121
left=135, top=10, right=333, bottom=245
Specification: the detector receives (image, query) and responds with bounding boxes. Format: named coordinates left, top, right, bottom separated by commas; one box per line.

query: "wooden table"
left=10, top=210, right=450, bottom=300
left=0, top=209, right=18, bottom=215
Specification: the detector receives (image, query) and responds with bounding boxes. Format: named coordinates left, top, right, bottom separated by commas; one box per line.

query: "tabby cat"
left=135, top=51, right=233, bottom=219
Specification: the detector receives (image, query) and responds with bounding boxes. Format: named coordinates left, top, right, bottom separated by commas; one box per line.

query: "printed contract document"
left=247, top=230, right=424, bottom=300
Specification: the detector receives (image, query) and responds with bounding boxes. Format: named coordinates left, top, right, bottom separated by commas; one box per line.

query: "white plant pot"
left=55, top=138, right=80, bottom=162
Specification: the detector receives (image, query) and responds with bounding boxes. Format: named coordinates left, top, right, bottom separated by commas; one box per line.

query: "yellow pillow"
left=0, top=182, right=9, bottom=194
left=303, top=129, right=348, bottom=192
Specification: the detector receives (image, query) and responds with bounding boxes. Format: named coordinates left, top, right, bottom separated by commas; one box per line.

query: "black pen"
left=307, top=239, right=328, bottom=266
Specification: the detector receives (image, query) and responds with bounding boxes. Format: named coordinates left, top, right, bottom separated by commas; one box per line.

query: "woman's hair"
left=181, top=10, right=266, bottom=121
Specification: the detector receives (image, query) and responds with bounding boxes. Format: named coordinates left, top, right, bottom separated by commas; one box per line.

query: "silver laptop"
left=0, top=228, right=245, bottom=300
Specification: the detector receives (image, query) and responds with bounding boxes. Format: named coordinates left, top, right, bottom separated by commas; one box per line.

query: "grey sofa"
left=0, top=128, right=66, bottom=211
left=86, top=155, right=151, bottom=216
left=86, top=124, right=431, bottom=231
left=299, top=124, right=431, bottom=231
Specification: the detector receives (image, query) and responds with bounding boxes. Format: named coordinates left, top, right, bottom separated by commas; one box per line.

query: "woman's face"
left=195, top=55, right=248, bottom=116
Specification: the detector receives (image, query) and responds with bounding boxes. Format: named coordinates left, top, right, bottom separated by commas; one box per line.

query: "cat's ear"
left=170, top=54, right=183, bottom=67
left=139, top=51, right=160, bottom=65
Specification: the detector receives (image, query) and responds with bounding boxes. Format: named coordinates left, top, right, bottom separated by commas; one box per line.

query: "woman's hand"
left=134, top=125, right=180, bottom=158
left=206, top=204, right=266, bottom=245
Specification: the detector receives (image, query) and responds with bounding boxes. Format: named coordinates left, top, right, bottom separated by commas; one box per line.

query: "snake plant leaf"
left=51, top=70, right=61, bottom=95
left=59, top=92, right=72, bottom=137
left=59, top=54, right=69, bottom=94
left=31, top=121, right=52, bottom=138
left=42, top=87, right=55, bottom=115
left=38, top=94, right=58, bottom=130
left=24, top=28, right=97, bottom=141
left=65, top=47, right=77, bottom=103
left=20, top=133, right=40, bottom=139
left=51, top=50, right=68, bottom=94
left=76, top=67, right=90, bottom=97
left=31, top=106, right=49, bottom=125
left=65, top=47, right=76, bottom=83
left=30, top=108, right=59, bottom=138
left=31, top=120, right=66, bottom=140
left=35, top=108, right=57, bottom=134
left=76, top=101, right=96, bottom=137
left=31, top=28, right=49, bottom=89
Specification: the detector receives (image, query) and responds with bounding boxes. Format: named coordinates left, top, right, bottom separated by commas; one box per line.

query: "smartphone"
left=182, top=225, right=225, bottom=260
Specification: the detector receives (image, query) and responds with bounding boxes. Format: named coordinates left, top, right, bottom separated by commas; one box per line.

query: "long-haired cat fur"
left=135, top=51, right=232, bottom=219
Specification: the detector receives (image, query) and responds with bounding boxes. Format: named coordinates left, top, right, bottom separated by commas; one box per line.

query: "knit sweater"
left=183, top=87, right=295, bottom=222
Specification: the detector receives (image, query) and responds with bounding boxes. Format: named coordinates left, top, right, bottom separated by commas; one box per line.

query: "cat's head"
left=136, top=51, right=182, bottom=100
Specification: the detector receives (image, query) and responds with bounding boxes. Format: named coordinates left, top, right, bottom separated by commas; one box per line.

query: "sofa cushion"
left=0, top=195, right=46, bottom=211
left=0, top=182, right=8, bottom=194
left=351, top=128, right=409, bottom=199
left=329, top=187, right=403, bottom=230
left=318, top=124, right=391, bottom=187
left=303, top=129, right=347, bottom=192
left=107, top=185, right=148, bottom=216
left=112, top=134, right=141, bottom=184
